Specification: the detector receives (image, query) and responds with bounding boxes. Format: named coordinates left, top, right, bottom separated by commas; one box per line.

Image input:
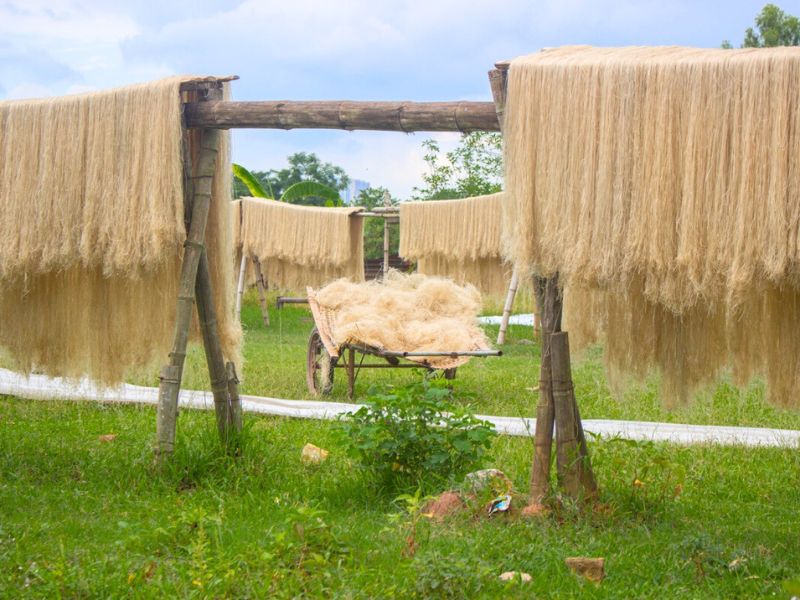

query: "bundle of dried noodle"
left=237, top=197, right=364, bottom=289
left=400, top=193, right=510, bottom=296
left=0, top=77, right=240, bottom=383
left=505, top=46, right=800, bottom=406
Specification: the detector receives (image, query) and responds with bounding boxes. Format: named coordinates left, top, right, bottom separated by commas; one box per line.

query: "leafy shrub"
left=413, top=552, right=492, bottom=599
left=339, top=377, right=496, bottom=487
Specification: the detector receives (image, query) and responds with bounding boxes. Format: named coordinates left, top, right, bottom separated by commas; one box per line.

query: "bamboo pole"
left=529, top=275, right=559, bottom=504
left=235, top=253, right=247, bottom=321
left=195, top=249, right=238, bottom=444
left=382, top=191, right=392, bottom=278
left=490, top=60, right=554, bottom=506
left=383, top=218, right=390, bottom=278
left=252, top=256, right=270, bottom=326
left=550, top=332, right=598, bottom=499
left=496, top=269, right=519, bottom=345
left=155, top=125, right=222, bottom=458
left=226, top=361, right=243, bottom=435
left=185, top=100, right=500, bottom=132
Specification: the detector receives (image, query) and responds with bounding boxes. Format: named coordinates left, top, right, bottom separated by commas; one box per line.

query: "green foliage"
left=357, top=186, right=400, bottom=260
left=413, top=552, right=493, bottom=599
left=281, top=181, right=342, bottom=206
left=232, top=163, right=271, bottom=198
left=589, top=434, right=687, bottom=519
left=261, top=152, right=349, bottom=205
left=722, top=3, right=800, bottom=48
left=2, top=300, right=800, bottom=597
left=412, top=132, right=503, bottom=200
left=339, top=377, right=496, bottom=488
left=233, top=162, right=343, bottom=206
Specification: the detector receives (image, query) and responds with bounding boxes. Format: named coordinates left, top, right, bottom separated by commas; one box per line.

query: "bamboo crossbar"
left=185, top=100, right=500, bottom=132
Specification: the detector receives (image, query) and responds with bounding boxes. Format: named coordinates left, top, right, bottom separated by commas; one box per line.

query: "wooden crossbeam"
left=185, top=100, right=500, bottom=132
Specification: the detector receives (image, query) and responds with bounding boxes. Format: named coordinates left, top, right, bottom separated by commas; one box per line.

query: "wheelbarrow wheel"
left=443, top=367, right=457, bottom=380
left=307, top=327, right=335, bottom=395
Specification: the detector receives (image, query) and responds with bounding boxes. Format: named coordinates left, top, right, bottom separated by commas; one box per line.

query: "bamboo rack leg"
left=235, top=253, right=247, bottom=321
left=496, top=269, right=519, bottom=345
left=382, top=190, right=392, bottom=278
left=529, top=275, right=559, bottom=504
left=226, top=361, right=243, bottom=434
left=551, top=332, right=597, bottom=500
left=383, top=217, right=390, bottom=278
left=252, top=256, right=270, bottom=326
left=156, top=128, right=221, bottom=458
left=489, top=59, right=596, bottom=505
left=195, top=250, right=240, bottom=445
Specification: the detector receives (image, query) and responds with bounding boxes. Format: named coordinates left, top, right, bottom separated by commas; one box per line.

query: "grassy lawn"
left=1, top=290, right=799, bottom=598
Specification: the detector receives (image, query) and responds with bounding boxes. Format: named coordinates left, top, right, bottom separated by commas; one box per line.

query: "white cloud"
left=0, top=1, right=139, bottom=42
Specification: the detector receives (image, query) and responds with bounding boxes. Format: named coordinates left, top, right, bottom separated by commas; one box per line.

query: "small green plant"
left=390, top=488, right=435, bottom=557
left=413, top=552, right=493, bottom=599
left=339, top=377, right=496, bottom=488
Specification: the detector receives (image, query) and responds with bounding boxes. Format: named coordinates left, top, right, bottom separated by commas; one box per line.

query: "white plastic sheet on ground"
left=478, top=314, right=535, bottom=326
left=0, top=368, right=798, bottom=448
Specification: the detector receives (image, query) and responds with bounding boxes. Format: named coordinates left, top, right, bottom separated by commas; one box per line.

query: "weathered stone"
left=300, top=443, right=329, bottom=465
left=565, top=557, right=605, bottom=582
left=422, top=491, right=465, bottom=521
left=499, top=571, right=532, bottom=582
left=464, top=469, right=513, bottom=494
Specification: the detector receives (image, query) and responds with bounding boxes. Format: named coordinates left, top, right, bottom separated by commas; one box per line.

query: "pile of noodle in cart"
left=309, top=272, right=491, bottom=369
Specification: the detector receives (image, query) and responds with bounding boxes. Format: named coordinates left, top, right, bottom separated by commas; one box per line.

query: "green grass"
left=1, top=290, right=799, bottom=598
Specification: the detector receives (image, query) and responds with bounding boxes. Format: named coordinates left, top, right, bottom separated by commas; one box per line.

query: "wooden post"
left=235, top=252, right=247, bottom=321
left=529, top=275, right=559, bottom=504
left=383, top=218, right=390, bottom=278
left=155, top=125, right=222, bottom=457
left=252, top=256, right=270, bottom=326
left=489, top=59, right=597, bottom=506
left=551, top=332, right=597, bottom=499
left=195, top=249, right=239, bottom=444
left=496, top=269, right=519, bottom=345
left=382, top=191, right=392, bottom=278
left=226, top=361, right=243, bottom=434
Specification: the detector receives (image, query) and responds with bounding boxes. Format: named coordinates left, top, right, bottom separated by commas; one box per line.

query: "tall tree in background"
left=233, top=152, right=350, bottom=206
left=412, top=132, right=503, bottom=200
left=722, top=3, right=800, bottom=48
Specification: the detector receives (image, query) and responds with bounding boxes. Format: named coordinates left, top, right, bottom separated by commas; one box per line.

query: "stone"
left=499, top=571, right=532, bottom=582
left=464, top=469, right=513, bottom=495
left=422, top=491, right=465, bottom=521
left=565, top=557, right=605, bottom=582
left=300, top=443, right=329, bottom=465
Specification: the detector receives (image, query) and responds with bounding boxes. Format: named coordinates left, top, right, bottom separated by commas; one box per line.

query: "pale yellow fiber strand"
left=505, top=45, right=800, bottom=406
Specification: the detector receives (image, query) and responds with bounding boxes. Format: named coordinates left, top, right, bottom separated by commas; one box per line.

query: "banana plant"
left=233, top=163, right=343, bottom=206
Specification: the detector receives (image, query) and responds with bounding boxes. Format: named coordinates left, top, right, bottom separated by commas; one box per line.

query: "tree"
left=722, top=3, right=800, bottom=48
left=233, top=152, right=350, bottom=206
left=356, top=187, right=400, bottom=260
left=233, top=164, right=342, bottom=206
left=411, top=132, right=503, bottom=201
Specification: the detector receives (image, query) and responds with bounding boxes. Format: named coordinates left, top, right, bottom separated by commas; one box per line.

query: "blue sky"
left=0, top=0, right=793, bottom=196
